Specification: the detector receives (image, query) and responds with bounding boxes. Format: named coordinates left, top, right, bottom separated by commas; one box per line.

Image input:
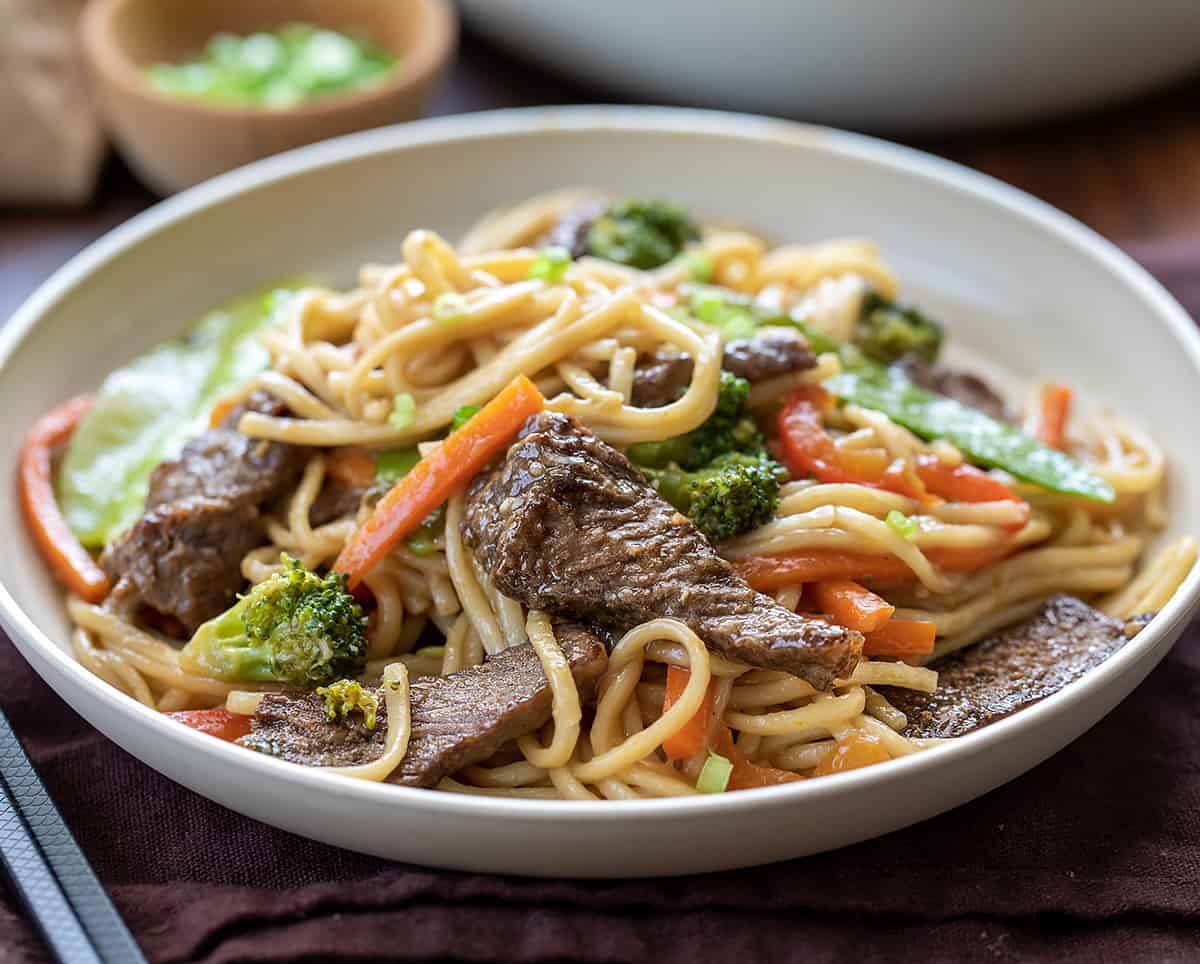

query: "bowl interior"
left=106, top=0, right=423, bottom=67
left=4, top=113, right=1199, bottom=657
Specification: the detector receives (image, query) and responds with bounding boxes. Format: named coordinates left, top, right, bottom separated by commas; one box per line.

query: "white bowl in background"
left=1, top=107, right=1198, bottom=877
left=459, top=1, right=1200, bottom=131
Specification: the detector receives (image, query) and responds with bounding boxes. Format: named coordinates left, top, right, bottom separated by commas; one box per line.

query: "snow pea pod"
left=823, top=369, right=1116, bottom=503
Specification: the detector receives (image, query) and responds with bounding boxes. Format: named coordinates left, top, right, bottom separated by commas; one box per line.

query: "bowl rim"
left=2, top=105, right=1199, bottom=825
left=79, top=0, right=458, bottom=120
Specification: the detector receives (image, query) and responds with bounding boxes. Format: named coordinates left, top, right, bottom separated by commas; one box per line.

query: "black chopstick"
left=0, top=782, right=102, bottom=964
left=0, top=708, right=146, bottom=964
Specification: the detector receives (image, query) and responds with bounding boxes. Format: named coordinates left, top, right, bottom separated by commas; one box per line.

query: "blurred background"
left=5, top=0, right=1200, bottom=322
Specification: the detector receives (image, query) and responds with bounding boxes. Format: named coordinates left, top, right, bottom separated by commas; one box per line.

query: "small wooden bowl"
left=81, top=0, right=456, bottom=193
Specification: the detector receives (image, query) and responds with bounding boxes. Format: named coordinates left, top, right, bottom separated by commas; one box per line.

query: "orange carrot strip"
left=662, top=665, right=715, bottom=760
left=737, top=551, right=912, bottom=590
left=166, top=708, right=254, bottom=742
left=326, top=447, right=377, bottom=489
left=1038, top=384, right=1073, bottom=450
left=20, top=396, right=111, bottom=603
left=334, top=375, right=545, bottom=587
left=716, top=727, right=803, bottom=789
left=810, top=580, right=895, bottom=632
left=812, top=730, right=890, bottom=777
left=862, top=618, right=937, bottom=659
left=736, top=543, right=1017, bottom=592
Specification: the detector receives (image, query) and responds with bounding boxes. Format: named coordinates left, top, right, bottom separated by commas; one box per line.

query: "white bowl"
left=459, top=1, right=1200, bottom=131
left=2, top=107, right=1198, bottom=877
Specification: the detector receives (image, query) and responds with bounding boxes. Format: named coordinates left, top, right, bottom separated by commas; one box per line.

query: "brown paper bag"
left=0, top=0, right=105, bottom=205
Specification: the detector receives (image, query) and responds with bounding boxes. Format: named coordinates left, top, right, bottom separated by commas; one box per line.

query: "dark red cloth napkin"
left=2, top=241, right=1199, bottom=964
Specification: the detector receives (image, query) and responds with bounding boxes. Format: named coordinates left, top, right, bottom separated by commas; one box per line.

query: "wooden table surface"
left=3, top=30, right=1200, bottom=323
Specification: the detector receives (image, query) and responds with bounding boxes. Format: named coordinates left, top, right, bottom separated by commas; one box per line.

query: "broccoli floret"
left=180, top=555, right=367, bottom=686
left=644, top=452, right=784, bottom=543
left=316, top=679, right=379, bottom=730
left=855, top=291, right=944, bottom=365
left=585, top=199, right=700, bottom=270
left=626, top=371, right=758, bottom=470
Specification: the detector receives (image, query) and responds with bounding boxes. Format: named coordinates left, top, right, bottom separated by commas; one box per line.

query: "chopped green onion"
left=375, top=446, right=420, bottom=484
left=527, top=246, right=572, bottom=283
left=696, top=752, right=734, bottom=794
left=145, top=22, right=399, bottom=109
left=388, top=392, right=416, bottom=430
left=405, top=506, right=446, bottom=556
left=886, top=509, right=919, bottom=540
left=452, top=404, right=481, bottom=431
left=690, top=288, right=757, bottom=341
left=414, top=645, right=445, bottom=660
left=685, top=252, right=714, bottom=283
left=433, top=292, right=468, bottom=324
left=405, top=528, right=439, bottom=556
left=690, top=289, right=727, bottom=324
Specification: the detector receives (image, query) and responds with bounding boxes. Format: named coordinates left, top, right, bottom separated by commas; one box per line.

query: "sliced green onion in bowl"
left=690, top=288, right=757, bottom=340
left=433, top=292, right=468, bottom=324
left=696, top=752, right=734, bottom=794
left=685, top=252, right=714, bottom=283
left=690, top=288, right=727, bottom=324
left=452, top=404, right=481, bottom=430
left=405, top=527, right=439, bottom=556
left=886, top=509, right=919, bottom=540
left=527, top=246, right=572, bottom=283
left=376, top=447, right=420, bottom=485
left=388, top=392, right=416, bottom=430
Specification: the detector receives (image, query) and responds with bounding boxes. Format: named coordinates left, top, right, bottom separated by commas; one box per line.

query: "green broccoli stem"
left=180, top=555, right=367, bottom=687
left=180, top=593, right=278, bottom=681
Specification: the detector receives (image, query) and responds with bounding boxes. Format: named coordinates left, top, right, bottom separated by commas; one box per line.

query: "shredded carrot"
left=326, top=447, right=377, bottom=489
left=862, top=618, right=937, bottom=659
left=735, top=543, right=1016, bottom=592
left=810, top=580, right=894, bottom=632
left=812, top=730, right=890, bottom=777
left=334, top=375, right=545, bottom=587
left=166, top=708, right=254, bottom=742
left=716, top=727, right=803, bottom=789
left=20, top=396, right=111, bottom=603
left=662, top=665, right=715, bottom=760
left=1038, top=384, right=1073, bottom=450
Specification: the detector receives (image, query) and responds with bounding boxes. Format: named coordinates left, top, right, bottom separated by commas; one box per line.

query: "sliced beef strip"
left=890, top=354, right=1012, bottom=423
left=630, top=353, right=694, bottom=408
left=722, top=328, right=818, bottom=383
left=631, top=329, right=817, bottom=407
left=883, top=595, right=1128, bottom=740
left=307, top=477, right=365, bottom=527
left=462, top=411, right=862, bottom=690
left=102, top=499, right=263, bottom=634
left=238, top=622, right=609, bottom=786
left=101, top=391, right=309, bottom=634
